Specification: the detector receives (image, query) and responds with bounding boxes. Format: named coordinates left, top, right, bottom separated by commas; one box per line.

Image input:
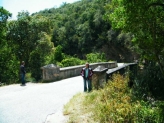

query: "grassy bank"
left=63, top=74, right=164, bottom=123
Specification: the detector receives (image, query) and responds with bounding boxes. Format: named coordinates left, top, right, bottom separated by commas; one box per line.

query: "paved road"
left=0, top=76, right=83, bottom=123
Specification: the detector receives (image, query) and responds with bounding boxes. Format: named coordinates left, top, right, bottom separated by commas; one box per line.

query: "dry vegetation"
left=63, top=74, right=162, bottom=123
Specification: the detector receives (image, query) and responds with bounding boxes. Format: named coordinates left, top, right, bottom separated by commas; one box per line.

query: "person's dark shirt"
left=20, top=65, right=26, bottom=74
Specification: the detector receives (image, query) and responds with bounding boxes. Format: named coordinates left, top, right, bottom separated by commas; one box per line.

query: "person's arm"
left=89, top=68, right=93, bottom=77
left=81, top=68, right=84, bottom=77
left=21, top=66, right=26, bottom=74
left=87, top=68, right=93, bottom=80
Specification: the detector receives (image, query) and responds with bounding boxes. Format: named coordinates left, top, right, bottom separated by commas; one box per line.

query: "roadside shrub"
left=25, top=73, right=35, bottom=82
left=84, top=74, right=162, bottom=123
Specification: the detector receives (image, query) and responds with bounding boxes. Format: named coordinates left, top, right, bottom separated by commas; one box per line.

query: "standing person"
left=81, top=63, right=93, bottom=92
left=20, top=61, right=26, bottom=86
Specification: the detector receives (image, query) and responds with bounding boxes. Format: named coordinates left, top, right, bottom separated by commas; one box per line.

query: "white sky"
left=0, top=0, right=79, bottom=20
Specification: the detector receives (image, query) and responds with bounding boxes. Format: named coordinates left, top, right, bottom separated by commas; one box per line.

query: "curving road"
left=0, top=76, right=83, bottom=123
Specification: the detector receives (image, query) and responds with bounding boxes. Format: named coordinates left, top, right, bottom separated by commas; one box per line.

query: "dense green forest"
left=33, top=0, right=134, bottom=61
left=0, top=0, right=135, bottom=83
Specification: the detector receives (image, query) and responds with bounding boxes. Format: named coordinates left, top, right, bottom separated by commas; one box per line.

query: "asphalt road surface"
left=0, top=76, right=83, bottom=123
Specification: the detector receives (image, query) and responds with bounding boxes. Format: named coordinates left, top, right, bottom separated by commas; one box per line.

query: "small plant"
left=25, top=73, right=36, bottom=82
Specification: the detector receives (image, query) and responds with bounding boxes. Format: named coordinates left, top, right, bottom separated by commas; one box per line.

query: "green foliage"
left=29, top=51, right=42, bottom=81
left=0, top=7, right=19, bottom=84
left=1, top=0, right=137, bottom=84
left=61, top=57, right=85, bottom=67
left=59, top=52, right=106, bottom=67
left=29, top=32, right=55, bottom=81
left=54, top=45, right=63, bottom=62
left=86, top=52, right=106, bottom=63
left=6, top=12, right=52, bottom=82
left=0, top=48, right=19, bottom=84
left=0, top=7, right=11, bottom=31
left=25, top=73, right=35, bottom=82
left=133, top=61, right=164, bottom=100
left=83, top=74, right=163, bottom=123
left=7, top=13, right=52, bottom=64
left=105, top=0, right=164, bottom=73
left=36, top=0, right=133, bottom=61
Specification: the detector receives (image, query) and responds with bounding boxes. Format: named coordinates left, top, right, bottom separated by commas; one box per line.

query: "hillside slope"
left=33, top=0, right=137, bottom=62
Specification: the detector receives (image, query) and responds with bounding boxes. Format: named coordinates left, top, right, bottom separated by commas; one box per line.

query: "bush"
left=61, top=57, right=85, bottom=67
left=86, top=52, right=106, bottom=63
left=83, top=74, right=162, bottom=123
left=25, top=73, right=35, bottom=82
left=29, top=52, right=42, bottom=81
left=54, top=45, right=63, bottom=62
left=133, top=61, right=164, bottom=100
left=56, top=52, right=107, bottom=68
left=0, top=46, right=19, bottom=84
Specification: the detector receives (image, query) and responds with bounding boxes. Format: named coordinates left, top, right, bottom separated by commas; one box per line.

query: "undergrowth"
left=64, top=74, right=164, bottom=123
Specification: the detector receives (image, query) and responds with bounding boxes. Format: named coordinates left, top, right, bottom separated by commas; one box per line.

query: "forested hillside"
left=33, top=0, right=135, bottom=61
left=0, top=0, right=136, bottom=83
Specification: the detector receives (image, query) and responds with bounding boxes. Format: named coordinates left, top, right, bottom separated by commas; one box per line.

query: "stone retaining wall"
left=41, top=62, right=117, bottom=82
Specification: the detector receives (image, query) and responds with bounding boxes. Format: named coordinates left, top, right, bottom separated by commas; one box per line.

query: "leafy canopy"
left=105, top=0, right=164, bottom=73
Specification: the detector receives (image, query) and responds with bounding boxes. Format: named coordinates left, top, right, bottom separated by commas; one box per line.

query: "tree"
left=54, top=45, right=63, bottom=62
left=7, top=12, right=52, bottom=66
left=36, top=0, right=133, bottom=61
left=86, top=53, right=106, bottom=63
left=105, top=0, right=164, bottom=73
left=29, top=32, right=55, bottom=81
left=0, top=7, right=19, bottom=83
left=7, top=11, right=31, bottom=63
left=6, top=11, right=53, bottom=82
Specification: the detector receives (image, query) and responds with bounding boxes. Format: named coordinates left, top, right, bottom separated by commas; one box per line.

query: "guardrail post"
left=92, top=66, right=108, bottom=89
